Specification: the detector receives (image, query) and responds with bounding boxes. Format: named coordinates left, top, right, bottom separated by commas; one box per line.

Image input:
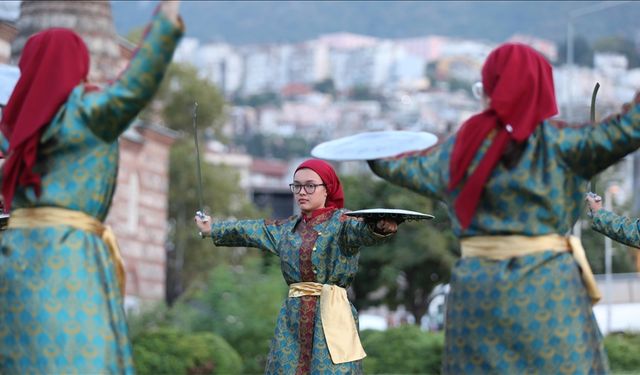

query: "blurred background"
left=1, top=1, right=640, bottom=373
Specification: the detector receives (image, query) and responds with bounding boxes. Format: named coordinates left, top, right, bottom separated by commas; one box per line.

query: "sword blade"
left=588, top=82, right=600, bottom=192
left=192, top=102, right=204, bottom=217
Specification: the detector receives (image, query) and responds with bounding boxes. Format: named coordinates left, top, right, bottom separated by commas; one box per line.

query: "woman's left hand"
left=375, top=218, right=398, bottom=234
left=585, top=192, right=603, bottom=217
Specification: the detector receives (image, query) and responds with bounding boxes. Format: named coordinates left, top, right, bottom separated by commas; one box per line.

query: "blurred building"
left=0, top=20, right=16, bottom=64
left=10, top=0, right=177, bottom=309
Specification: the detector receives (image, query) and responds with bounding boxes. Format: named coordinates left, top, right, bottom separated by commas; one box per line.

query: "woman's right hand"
left=194, top=211, right=212, bottom=236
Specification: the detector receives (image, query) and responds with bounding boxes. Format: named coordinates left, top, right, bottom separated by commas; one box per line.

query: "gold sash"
left=461, top=234, right=601, bottom=304
left=289, top=282, right=366, bottom=364
left=8, top=207, right=125, bottom=296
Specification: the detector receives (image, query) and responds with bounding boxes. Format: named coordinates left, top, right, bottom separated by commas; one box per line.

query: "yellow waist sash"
left=8, top=207, right=125, bottom=296
left=461, top=234, right=601, bottom=304
left=288, top=282, right=366, bottom=364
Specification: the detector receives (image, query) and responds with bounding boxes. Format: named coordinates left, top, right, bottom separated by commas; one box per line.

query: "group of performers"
left=1, top=0, right=639, bottom=373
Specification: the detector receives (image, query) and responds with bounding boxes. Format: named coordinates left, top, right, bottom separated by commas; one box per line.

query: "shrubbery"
left=361, top=326, right=444, bottom=374
left=604, top=332, right=640, bottom=373
left=361, top=327, right=640, bottom=374
left=132, top=327, right=242, bottom=375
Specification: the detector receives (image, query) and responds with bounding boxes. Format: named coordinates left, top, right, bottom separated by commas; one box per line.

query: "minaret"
left=11, top=0, right=121, bottom=83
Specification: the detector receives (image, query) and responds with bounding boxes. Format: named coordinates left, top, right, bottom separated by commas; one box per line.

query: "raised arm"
left=367, top=140, right=448, bottom=201
left=82, top=1, right=184, bottom=142
left=591, top=209, right=640, bottom=249
left=557, top=92, right=640, bottom=179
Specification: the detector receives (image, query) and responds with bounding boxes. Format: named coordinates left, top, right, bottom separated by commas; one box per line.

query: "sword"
left=588, top=82, right=600, bottom=192
left=192, top=102, right=205, bottom=221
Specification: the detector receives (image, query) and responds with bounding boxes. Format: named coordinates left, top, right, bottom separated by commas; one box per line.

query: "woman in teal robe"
left=195, top=159, right=399, bottom=375
left=0, top=2, right=183, bottom=373
left=368, top=43, right=640, bottom=374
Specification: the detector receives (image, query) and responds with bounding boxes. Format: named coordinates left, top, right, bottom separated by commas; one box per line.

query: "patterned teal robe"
left=210, top=208, right=392, bottom=375
left=369, top=100, right=640, bottom=374
left=591, top=209, right=640, bottom=248
left=0, top=13, right=182, bottom=375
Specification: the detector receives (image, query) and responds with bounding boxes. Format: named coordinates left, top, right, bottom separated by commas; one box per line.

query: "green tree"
left=348, top=85, right=382, bottom=101
left=234, top=133, right=311, bottom=159
left=313, top=78, right=336, bottom=96
left=170, top=258, right=287, bottom=374
left=132, top=328, right=243, bottom=375
left=361, top=326, right=444, bottom=374
left=342, top=174, right=457, bottom=325
left=166, top=140, right=262, bottom=304
left=145, top=63, right=226, bottom=140
left=231, top=91, right=281, bottom=108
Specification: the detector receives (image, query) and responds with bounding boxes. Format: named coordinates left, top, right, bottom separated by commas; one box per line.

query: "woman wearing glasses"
left=194, top=159, right=400, bottom=374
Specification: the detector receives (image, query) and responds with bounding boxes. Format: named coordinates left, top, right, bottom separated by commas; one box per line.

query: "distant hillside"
left=111, top=1, right=640, bottom=45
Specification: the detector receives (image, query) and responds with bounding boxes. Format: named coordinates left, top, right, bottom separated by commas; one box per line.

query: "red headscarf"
left=0, top=28, right=90, bottom=210
left=448, top=43, right=558, bottom=229
left=295, top=159, right=344, bottom=209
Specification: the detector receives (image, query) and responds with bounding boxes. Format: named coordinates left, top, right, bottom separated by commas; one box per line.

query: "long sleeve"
left=210, top=219, right=288, bottom=255
left=367, top=140, right=449, bottom=201
left=338, top=214, right=394, bottom=255
left=591, top=209, right=640, bottom=249
left=81, top=11, right=183, bottom=142
left=556, top=95, right=640, bottom=179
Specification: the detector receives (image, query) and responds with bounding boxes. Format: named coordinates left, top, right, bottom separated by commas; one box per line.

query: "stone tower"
left=12, top=0, right=122, bottom=83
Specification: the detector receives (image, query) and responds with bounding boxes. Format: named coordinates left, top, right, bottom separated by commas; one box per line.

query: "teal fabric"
left=210, top=209, right=391, bottom=374
left=0, top=13, right=182, bottom=374
left=369, top=103, right=640, bottom=374
left=592, top=209, right=640, bottom=248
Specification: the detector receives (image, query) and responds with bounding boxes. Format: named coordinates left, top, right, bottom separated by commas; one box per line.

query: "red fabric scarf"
left=295, top=159, right=344, bottom=209
left=448, top=43, right=558, bottom=229
left=0, top=28, right=90, bottom=210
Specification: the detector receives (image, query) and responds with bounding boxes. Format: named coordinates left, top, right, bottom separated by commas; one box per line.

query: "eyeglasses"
left=289, top=183, right=325, bottom=194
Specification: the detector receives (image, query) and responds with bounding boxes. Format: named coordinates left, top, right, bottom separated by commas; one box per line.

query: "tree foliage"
left=342, top=174, right=457, bottom=324
left=233, top=133, right=312, bottom=159
left=146, top=63, right=227, bottom=139
left=132, top=327, right=243, bottom=375
left=169, top=258, right=287, bottom=374
left=361, top=326, right=444, bottom=374
left=313, top=78, right=336, bottom=96
left=166, top=140, right=262, bottom=304
left=231, top=91, right=281, bottom=108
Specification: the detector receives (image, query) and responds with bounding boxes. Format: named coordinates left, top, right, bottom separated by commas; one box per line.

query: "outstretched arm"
left=590, top=209, right=640, bottom=249
left=194, top=212, right=284, bottom=255
left=586, top=192, right=640, bottom=249
left=82, top=0, right=184, bottom=142
left=367, top=141, right=447, bottom=201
